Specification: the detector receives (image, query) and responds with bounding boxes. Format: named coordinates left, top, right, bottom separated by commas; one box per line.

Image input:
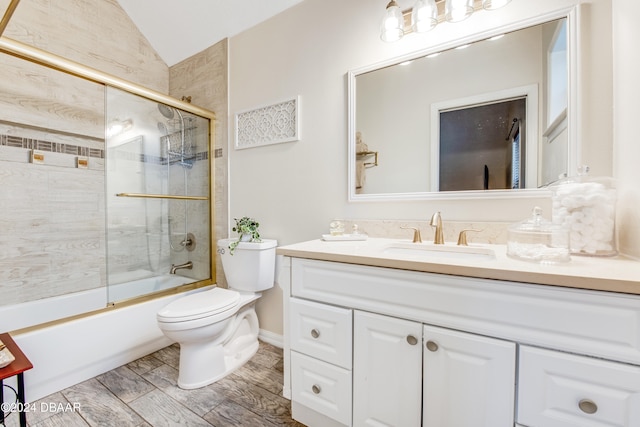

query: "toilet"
left=156, top=238, right=277, bottom=389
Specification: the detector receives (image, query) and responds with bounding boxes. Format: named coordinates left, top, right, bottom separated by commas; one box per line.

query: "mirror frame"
left=347, top=6, right=580, bottom=202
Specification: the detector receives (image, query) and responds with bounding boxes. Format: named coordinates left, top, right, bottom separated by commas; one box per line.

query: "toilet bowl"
left=156, top=238, right=277, bottom=389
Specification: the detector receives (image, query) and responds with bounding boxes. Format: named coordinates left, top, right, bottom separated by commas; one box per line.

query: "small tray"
left=322, top=234, right=368, bottom=241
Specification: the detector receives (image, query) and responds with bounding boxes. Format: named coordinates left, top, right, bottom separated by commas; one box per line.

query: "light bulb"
left=411, top=0, right=438, bottom=33
left=445, top=0, right=474, bottom=23
left=380, top=0, right=405, bottom=42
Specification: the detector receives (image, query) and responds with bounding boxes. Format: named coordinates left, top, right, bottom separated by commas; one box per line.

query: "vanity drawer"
left=291, top=351, right=352, bottom=426
left=518, top=346, right=640, bottom=427
left=290, top=297, right=352, bottom=369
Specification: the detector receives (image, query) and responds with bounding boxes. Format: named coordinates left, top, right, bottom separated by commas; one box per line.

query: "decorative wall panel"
left=235, top=97, right=300, bottom=149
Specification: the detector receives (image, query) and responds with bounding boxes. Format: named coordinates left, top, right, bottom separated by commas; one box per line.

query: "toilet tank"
left=217, top=238, right=278, bottom=292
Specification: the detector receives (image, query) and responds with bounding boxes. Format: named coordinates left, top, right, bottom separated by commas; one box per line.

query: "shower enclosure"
left=0, top=40, right=214, bottom=332
left=106, top=87, right=211, bottom=302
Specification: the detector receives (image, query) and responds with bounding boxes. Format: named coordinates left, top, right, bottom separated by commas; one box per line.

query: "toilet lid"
left=157, top=287, right=240, bottom=322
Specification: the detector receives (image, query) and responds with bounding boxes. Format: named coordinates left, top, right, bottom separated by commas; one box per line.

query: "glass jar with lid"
left=549, top=166, right=617, bottom=257
left=507, top=207, right=571, bottom=264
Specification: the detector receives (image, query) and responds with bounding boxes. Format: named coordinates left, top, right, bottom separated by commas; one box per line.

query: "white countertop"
left=277, top=238, right=640, bottom=295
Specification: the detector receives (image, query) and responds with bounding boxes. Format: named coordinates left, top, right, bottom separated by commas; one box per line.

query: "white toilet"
left=156, top=238, right=277, bottom=389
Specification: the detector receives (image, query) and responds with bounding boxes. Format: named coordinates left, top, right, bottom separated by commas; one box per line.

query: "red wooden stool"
left=0, top=333, right=33, bottom=427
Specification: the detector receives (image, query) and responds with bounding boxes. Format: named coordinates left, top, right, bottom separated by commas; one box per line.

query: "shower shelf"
left=115, top=193, right=208, bottom=201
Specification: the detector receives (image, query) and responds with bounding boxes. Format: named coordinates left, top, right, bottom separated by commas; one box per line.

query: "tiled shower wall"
left=0, top=125, right=106, bottom=306
left=0, top=0, right=193, bottom=317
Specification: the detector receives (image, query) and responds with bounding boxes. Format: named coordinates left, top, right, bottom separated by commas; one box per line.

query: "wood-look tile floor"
left=4, top=341, right=305, bottom=427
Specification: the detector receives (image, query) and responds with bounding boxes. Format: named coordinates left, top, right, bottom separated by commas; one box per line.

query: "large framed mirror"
left=348, top=6, right=579, bottom=201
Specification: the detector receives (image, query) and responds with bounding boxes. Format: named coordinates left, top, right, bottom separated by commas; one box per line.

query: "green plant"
left=229, top=216, right=262, bottom=254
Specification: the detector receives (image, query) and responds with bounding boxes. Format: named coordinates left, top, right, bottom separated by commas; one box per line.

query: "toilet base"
left=176, top=303, right=260, bottom=389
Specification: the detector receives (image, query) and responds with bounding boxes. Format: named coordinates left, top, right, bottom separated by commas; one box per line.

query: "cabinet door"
left=422, top=324, right=516, bottom=427
left=518, top=345, right=640, bottom=427
left=353, top=311, right=422, bottom=427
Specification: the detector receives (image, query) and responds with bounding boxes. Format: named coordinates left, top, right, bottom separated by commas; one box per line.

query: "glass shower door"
left=105, top=86, right=211, bottom=303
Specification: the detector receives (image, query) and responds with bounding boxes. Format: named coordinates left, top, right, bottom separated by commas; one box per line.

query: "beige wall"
left=228, top=0, right=620, bottom=336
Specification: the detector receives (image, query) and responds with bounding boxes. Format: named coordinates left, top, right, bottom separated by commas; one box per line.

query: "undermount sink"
left=383, top=242, right=495, bottom=260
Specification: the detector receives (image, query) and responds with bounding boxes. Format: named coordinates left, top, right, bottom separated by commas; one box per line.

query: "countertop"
left=277, top=238, right=640, bottom=295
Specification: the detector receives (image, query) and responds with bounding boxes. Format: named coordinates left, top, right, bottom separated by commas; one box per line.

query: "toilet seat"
left=157, top=287, right=240, bottom=323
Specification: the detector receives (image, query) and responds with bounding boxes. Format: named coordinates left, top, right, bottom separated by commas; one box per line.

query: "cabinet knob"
left=426, top=340, right=439, bottom=352
left=406, top=335, right=418, bottom=345
left=312, top=384, right=321, bottom=394
left=578, top=399, right=598, bottom=414
left=310, top=329, right=320, bottom=339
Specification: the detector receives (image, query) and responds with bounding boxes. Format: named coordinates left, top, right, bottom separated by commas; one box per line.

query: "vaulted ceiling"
left=115, top=0, right=305, bottom=66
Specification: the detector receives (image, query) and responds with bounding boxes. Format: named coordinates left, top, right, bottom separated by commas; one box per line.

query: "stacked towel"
left=355, top=132, right=368, bottom=192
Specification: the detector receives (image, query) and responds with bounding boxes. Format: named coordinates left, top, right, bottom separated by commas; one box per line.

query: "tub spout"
left=170, top=261, right=193, bottom=274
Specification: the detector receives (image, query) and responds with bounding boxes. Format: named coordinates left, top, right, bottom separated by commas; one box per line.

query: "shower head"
left=157, top=103, right=175, bottom=120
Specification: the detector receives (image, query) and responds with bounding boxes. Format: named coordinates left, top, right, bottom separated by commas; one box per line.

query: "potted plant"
left=229, top=216, right=262, bottom=254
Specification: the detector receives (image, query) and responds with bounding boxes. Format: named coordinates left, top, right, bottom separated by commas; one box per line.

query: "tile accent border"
left=0, top=133, right=104, bottom=158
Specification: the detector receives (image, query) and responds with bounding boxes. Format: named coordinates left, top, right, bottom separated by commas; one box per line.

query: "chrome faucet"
left=170, top=261, right=193, bottom=274
left=429, top=211, right=444, bottom=245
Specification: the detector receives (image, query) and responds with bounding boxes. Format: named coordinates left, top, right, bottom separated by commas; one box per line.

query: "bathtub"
left=0, top=272, right=192, bottom=332
left=0, top=275, right=211, bottom=401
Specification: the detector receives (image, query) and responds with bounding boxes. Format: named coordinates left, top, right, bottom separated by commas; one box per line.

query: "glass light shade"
left=483, top=0, right=512, bottom=10
left=380, top=0, right=405, bottom=42
left=445, top=0, right=474, bottom=23
left=411, top=0, right=438, bottom=33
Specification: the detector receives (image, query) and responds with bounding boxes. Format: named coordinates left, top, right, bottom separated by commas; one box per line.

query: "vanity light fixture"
left=106, top=118, right=133, bottom=138
left=482, top=0, right=512, bottom=10
left=381, top=0, right=512, bottom=42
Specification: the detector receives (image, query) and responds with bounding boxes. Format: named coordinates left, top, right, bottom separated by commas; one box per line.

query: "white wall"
left=228, top=0, right=616, bottom=335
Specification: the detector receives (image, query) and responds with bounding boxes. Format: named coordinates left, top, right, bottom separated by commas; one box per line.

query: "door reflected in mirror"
left=439, top=97, right=526, bottom=191
left=350, top=15, right=572, bottom=199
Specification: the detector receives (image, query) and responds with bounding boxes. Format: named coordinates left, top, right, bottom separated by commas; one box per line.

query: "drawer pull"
left=426, top=340, right=439, bottom=352
left=578, top=399, right=598, bottom=414
left=312, top=384, right=321, bottom=394
left=310, top=329, right=320, bottom=339
left=406, top=335, right=418, bottom=345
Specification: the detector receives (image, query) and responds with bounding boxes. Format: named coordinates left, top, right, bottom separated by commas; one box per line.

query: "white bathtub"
left=108, top=272, right=193, bottom=302
left=0, top=276, right=211, bottom=401
left=0, top=273, right=191, bottom=333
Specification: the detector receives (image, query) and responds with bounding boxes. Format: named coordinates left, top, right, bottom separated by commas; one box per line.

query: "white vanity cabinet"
left=284, top=257, right=640, bottom=427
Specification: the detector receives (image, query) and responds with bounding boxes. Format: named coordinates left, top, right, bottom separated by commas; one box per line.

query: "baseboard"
left=258, top=329, right=283, bottom=348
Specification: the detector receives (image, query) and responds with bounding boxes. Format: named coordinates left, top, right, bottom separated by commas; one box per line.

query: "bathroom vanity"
left=277, top=238, right=640, bottom=427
